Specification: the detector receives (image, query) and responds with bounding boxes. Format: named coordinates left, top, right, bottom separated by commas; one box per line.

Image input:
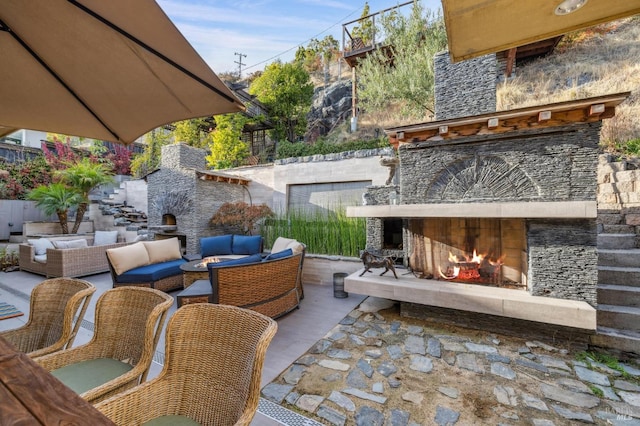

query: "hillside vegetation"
left=332, top=17, right=640, bottom=154
left=498, top=17, right=640, bottom=154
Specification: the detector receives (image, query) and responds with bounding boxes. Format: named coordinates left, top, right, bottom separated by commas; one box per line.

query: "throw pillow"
left=200, top=235, right=233, bottom=256
left=28, top=238, right=54, bottom=255
left=53, top=239, right=88, bottom=249
left=143, top=238, right=182, bottom=264
left=286, top=241, right=305, bottom=255
left=231, top=235, right=262, bottom=255
left=271, top=237, right=297, bottom=254
left=263, top=248, right=293, bottom=261
left=94, top=230, right=119, bottom=246
left=106, top=242, right=150, bottom=275
left=53, top=240, right=69, bottom=249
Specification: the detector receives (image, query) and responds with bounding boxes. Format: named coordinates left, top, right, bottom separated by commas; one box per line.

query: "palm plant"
left=27, top=183, right=83, bottom=234
left=56, top=158, right=114, bottom=234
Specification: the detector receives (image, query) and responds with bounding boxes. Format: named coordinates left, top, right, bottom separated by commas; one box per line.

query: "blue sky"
left=158, top=0, right=443, bottom=75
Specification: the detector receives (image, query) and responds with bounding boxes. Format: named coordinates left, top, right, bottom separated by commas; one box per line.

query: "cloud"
left=299, top=0, right=352, bottom=10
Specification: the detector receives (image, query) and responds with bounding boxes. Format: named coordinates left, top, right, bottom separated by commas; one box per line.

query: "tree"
left=56, top=158, right=114, bottom=234
left=130, top=128, right=171, bottom=178
left=249, top=61, right=314, bottom=142
left=357, top=1, right=448, bottom=118
left=295, top=36, right=339, bottom=75
left=351, top=2, right=374, bottom=46
left=206, top=114, right=249, bottom=169
left=27, top=183, right=83, bottom=234
left=173, top=118, right=213, bottom=148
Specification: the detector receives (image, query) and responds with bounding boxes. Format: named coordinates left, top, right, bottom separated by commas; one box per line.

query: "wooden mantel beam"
left=386, top=92, right=630, bottom=149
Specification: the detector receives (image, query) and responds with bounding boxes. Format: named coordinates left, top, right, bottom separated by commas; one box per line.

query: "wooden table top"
left=0, top=336, right=115, bottom=426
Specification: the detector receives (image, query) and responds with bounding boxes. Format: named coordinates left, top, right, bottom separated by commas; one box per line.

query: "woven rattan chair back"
left=34, top=286, right=174, bottom=403
left=0, top=278, right=95, bottom=357
left=95, top=303, right=277, bottom=426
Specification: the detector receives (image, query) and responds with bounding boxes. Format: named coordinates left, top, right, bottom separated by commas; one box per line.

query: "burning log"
left=438, top=249, right=503, bottom=282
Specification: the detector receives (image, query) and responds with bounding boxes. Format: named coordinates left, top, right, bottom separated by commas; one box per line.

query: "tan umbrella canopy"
left=442, top=0, right=640, bottom=62
left=0, top=0, right=245, bottom=144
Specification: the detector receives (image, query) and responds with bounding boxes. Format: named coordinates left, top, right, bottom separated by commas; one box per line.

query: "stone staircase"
left=591, top=155, right=640, bottom=355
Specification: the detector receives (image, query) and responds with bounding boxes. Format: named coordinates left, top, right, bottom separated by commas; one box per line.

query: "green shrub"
left=261, top=207, right=366, bottom=257
left=616, top=138, right=640, bottom=157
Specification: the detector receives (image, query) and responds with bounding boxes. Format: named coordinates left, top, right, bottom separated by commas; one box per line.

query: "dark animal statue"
left=359, top=250, right=398, bottom=279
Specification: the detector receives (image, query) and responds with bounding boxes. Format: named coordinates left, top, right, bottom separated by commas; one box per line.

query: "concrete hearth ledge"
left=347, top=201, right=597, bottom=219
left=345, top=270, right=596, bottom=330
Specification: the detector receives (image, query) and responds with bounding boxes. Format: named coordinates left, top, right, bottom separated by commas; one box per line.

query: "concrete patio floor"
left=0, top=269, right=365, bottom=425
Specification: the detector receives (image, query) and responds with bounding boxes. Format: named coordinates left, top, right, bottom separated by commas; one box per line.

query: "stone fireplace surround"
left=347, top=92, right=629, bottom=332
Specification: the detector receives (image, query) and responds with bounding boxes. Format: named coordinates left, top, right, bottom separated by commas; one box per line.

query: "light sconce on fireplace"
left=555, top=0, right=588, bottom=15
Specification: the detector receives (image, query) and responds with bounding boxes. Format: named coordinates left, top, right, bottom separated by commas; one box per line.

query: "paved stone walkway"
left=262, top=298, right=640, bottom=425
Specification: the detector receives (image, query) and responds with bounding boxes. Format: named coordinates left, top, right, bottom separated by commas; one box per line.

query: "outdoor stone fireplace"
left=346, top=52, right=630, bottom=334
left=147, top=143, right=250, bottom=254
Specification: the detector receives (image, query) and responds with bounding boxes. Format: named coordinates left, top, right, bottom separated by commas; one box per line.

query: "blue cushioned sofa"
left=198, top=234, right=263, bottom=259
left=106, top=238, right=186, bottom=292
left=177, top=237, right=306, bottom=318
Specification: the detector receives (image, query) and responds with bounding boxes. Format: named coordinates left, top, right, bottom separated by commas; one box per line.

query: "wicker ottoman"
left=177, top=280, right=213, bottom=308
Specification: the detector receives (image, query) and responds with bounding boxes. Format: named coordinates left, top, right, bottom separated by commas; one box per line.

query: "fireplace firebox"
left=409, top=218, right=526, bottom=288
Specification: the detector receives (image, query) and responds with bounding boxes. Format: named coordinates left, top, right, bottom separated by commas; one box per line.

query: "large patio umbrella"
left=0, top=0, right=245, bottom=144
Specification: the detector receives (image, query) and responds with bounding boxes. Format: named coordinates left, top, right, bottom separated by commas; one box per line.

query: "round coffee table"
left=180, top=257, right=229, bottom=288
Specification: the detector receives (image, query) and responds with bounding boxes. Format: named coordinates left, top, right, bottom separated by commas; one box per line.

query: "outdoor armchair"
left=34, top=286, right=173, bottom=404
left=0, top=278, right=95, bottom=358
left=95, top=303, right=277, bottom=426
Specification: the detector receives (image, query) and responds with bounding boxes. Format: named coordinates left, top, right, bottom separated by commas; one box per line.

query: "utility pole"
left=234, top=52, right=247, bottom=78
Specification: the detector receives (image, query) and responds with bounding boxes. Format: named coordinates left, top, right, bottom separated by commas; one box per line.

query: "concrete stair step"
left=598, top=284, right=640, bottom=307
left=599, top=266, right=640, bottom=286
left=600, top=224, right=636, bottom=234
left=598, top=265, right=640, bottom=286
left=597, top=304, right=640, bottom=332
left=591, top=327, right=640, bottom=356
left=598, top=248, right=640, bottom=267
left=597, top=212, right=623, bottom=225
left=597, top=233, right=636, bottom=249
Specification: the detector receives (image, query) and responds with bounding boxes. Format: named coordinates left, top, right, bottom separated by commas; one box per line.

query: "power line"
left=243, top=6, right=363, bottom=72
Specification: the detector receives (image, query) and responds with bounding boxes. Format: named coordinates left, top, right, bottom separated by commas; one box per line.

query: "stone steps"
left=597, top=284, right=640, bottom=307
left=597, top=305, right=640, bottom=333
left=591, top=327, right=640, bottom=356
left=599, top=224, right=636, bottom=234
left=593, top=156, right=640, bottom=355
left=597, top=233, right=636, bottom=249
left=598, top=248, right=640, bottom=268
left=598, top=265, right=640, bottom=286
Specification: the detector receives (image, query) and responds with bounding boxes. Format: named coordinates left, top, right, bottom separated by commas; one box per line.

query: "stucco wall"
left=231, top=148, right=394, bottom=212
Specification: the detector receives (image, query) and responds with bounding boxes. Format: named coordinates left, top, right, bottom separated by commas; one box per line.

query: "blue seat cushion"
left=117, top=259, right=186, bottom=283
left=232, top=235, right=262, bottom=255
left=263, top=248, right=293, bottom=261
left=207, top=254, right=262, bottom=274
left=200, top=235, right=233, bottom=257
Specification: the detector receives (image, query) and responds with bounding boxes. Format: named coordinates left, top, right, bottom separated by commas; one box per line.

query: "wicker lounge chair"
left=95, top=303, right=277, bottom=426
left=0, top=278, right=96, bottom=358
left=34, top=287, right=173, bottom=404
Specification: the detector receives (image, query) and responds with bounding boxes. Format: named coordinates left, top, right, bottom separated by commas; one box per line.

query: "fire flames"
left=439, top=249, right=504, bottom=282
